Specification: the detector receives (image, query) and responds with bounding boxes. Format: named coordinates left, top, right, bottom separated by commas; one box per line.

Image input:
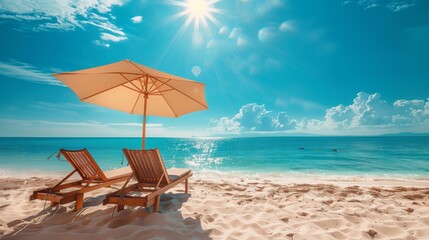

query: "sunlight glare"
left=169, top=0, right=222, bottom=33
left=188, top=0, right=209, bottom=17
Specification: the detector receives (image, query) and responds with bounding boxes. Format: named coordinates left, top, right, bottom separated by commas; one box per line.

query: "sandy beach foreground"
left=1, top=175, right=428, bottom=240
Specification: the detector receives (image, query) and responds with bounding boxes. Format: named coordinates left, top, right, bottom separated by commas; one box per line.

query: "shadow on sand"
left=3, top=192, right=212, bottom=240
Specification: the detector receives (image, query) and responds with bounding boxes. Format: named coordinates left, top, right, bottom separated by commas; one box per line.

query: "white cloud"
left=209, top=93, right=429, bottom=135
left=209, top=117, right=240, bottom=134
left=83, top=20, right=126, bottom=37
left=131, top=15, right=142, bottom=23
left=100, top=32, right=127, bottom=42
left=0, top=60, right=64, bottom=87
left=344, top=0, right=417, bottom=12
left=210, top=103, right=296, bottom=134
left=387, top=1, right=417, bottom=12
left=259, top=21, right=296, bottom=44
left=229, top=27, right=243, bottom=39
left=272, top=112, right=297, bottom=130
left=236, top=37, right=248, bottom=47
left=229, top=27, right=249, bottom=47
left=325, top=92, right=392, bottom=128
left=258, top=27, right=277, bottom=43
left=94, top=40, right=111, bottom=47
left=279, top=20, right=295, bottom=32
left=365, top=3, right=379, bottom=9
left=0, top=0, right=128, bottom=45
left=218, top=26, right=229, bottom=35
left=393, top=99, right=429, bottom=124
left=0, top=13, right=50, bottom=21
left=307, top=92, right=429, bottom=133
left=36, top=22, right=76, bottom=31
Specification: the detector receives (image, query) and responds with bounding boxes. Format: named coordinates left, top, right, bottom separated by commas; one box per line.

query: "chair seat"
left=104, top=166, right=132, bottom=180
left=167, top=168, right=191, bottom=182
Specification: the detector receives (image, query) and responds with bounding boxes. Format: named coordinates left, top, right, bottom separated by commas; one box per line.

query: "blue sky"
left=0, top=0, right=428, bottom=137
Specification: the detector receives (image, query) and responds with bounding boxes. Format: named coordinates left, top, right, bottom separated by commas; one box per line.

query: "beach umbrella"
left=53, top=59, right=208, bottom=149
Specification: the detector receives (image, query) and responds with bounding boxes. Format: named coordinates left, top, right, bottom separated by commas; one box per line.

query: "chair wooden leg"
left=185, top=178, right=189, bottom=193
left=74, top=193, right=84, bottom=211
left=153, top=196, right=160, bottom=212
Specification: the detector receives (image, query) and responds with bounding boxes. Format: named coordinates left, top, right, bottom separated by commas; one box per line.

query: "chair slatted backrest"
left=122, top=148, right=170, bottom=185
left=60, top=148, right=108, bottom=182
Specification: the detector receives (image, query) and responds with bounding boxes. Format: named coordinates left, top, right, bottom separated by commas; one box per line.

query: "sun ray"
left=200, top=15, right=209, bottom=31
left=205, top=12, right=220, bottom=26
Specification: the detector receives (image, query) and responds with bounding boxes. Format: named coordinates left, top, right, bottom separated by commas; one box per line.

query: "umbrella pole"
left=142, top=94, right=148, bottom=150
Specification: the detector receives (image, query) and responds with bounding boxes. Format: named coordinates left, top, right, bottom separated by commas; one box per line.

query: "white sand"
left=1, top=175, right=429, bottom=240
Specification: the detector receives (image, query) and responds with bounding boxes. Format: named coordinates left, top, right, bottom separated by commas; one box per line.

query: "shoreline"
left=1, top=168, right=429, bottom=187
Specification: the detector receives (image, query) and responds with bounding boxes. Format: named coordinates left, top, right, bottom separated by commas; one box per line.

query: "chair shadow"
left=3, top=191, right=212, bottom=240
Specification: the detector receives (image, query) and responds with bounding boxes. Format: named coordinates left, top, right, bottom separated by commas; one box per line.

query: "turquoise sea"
left=0, top=137, right=428, bottom=178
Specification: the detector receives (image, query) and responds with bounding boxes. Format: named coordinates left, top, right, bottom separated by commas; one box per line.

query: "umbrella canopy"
left=54, top=59, right=208, bottom=149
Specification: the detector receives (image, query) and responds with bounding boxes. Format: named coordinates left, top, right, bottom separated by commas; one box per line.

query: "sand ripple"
left=1, top=177, right=429, bottom=239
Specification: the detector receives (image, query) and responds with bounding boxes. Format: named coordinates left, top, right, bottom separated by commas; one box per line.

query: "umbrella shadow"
left=3, top=192, right=212, bottom=240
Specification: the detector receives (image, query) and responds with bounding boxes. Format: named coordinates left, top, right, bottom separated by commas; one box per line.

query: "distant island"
left=379, top=132, right=429, bottom=137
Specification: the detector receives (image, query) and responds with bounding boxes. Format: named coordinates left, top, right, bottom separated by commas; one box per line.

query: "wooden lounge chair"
left=103, top=148, right=192, bottom=212
left=30, top=148, right=132, bottom=211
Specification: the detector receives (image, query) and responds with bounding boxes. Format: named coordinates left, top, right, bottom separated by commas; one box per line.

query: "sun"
left=169, top=0, right=222, bottom=33
left=188, top=0, right=209, bottom=16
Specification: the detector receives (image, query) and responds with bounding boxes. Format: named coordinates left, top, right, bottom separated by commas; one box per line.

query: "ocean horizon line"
left=0, top=134, right=428, bottom=139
